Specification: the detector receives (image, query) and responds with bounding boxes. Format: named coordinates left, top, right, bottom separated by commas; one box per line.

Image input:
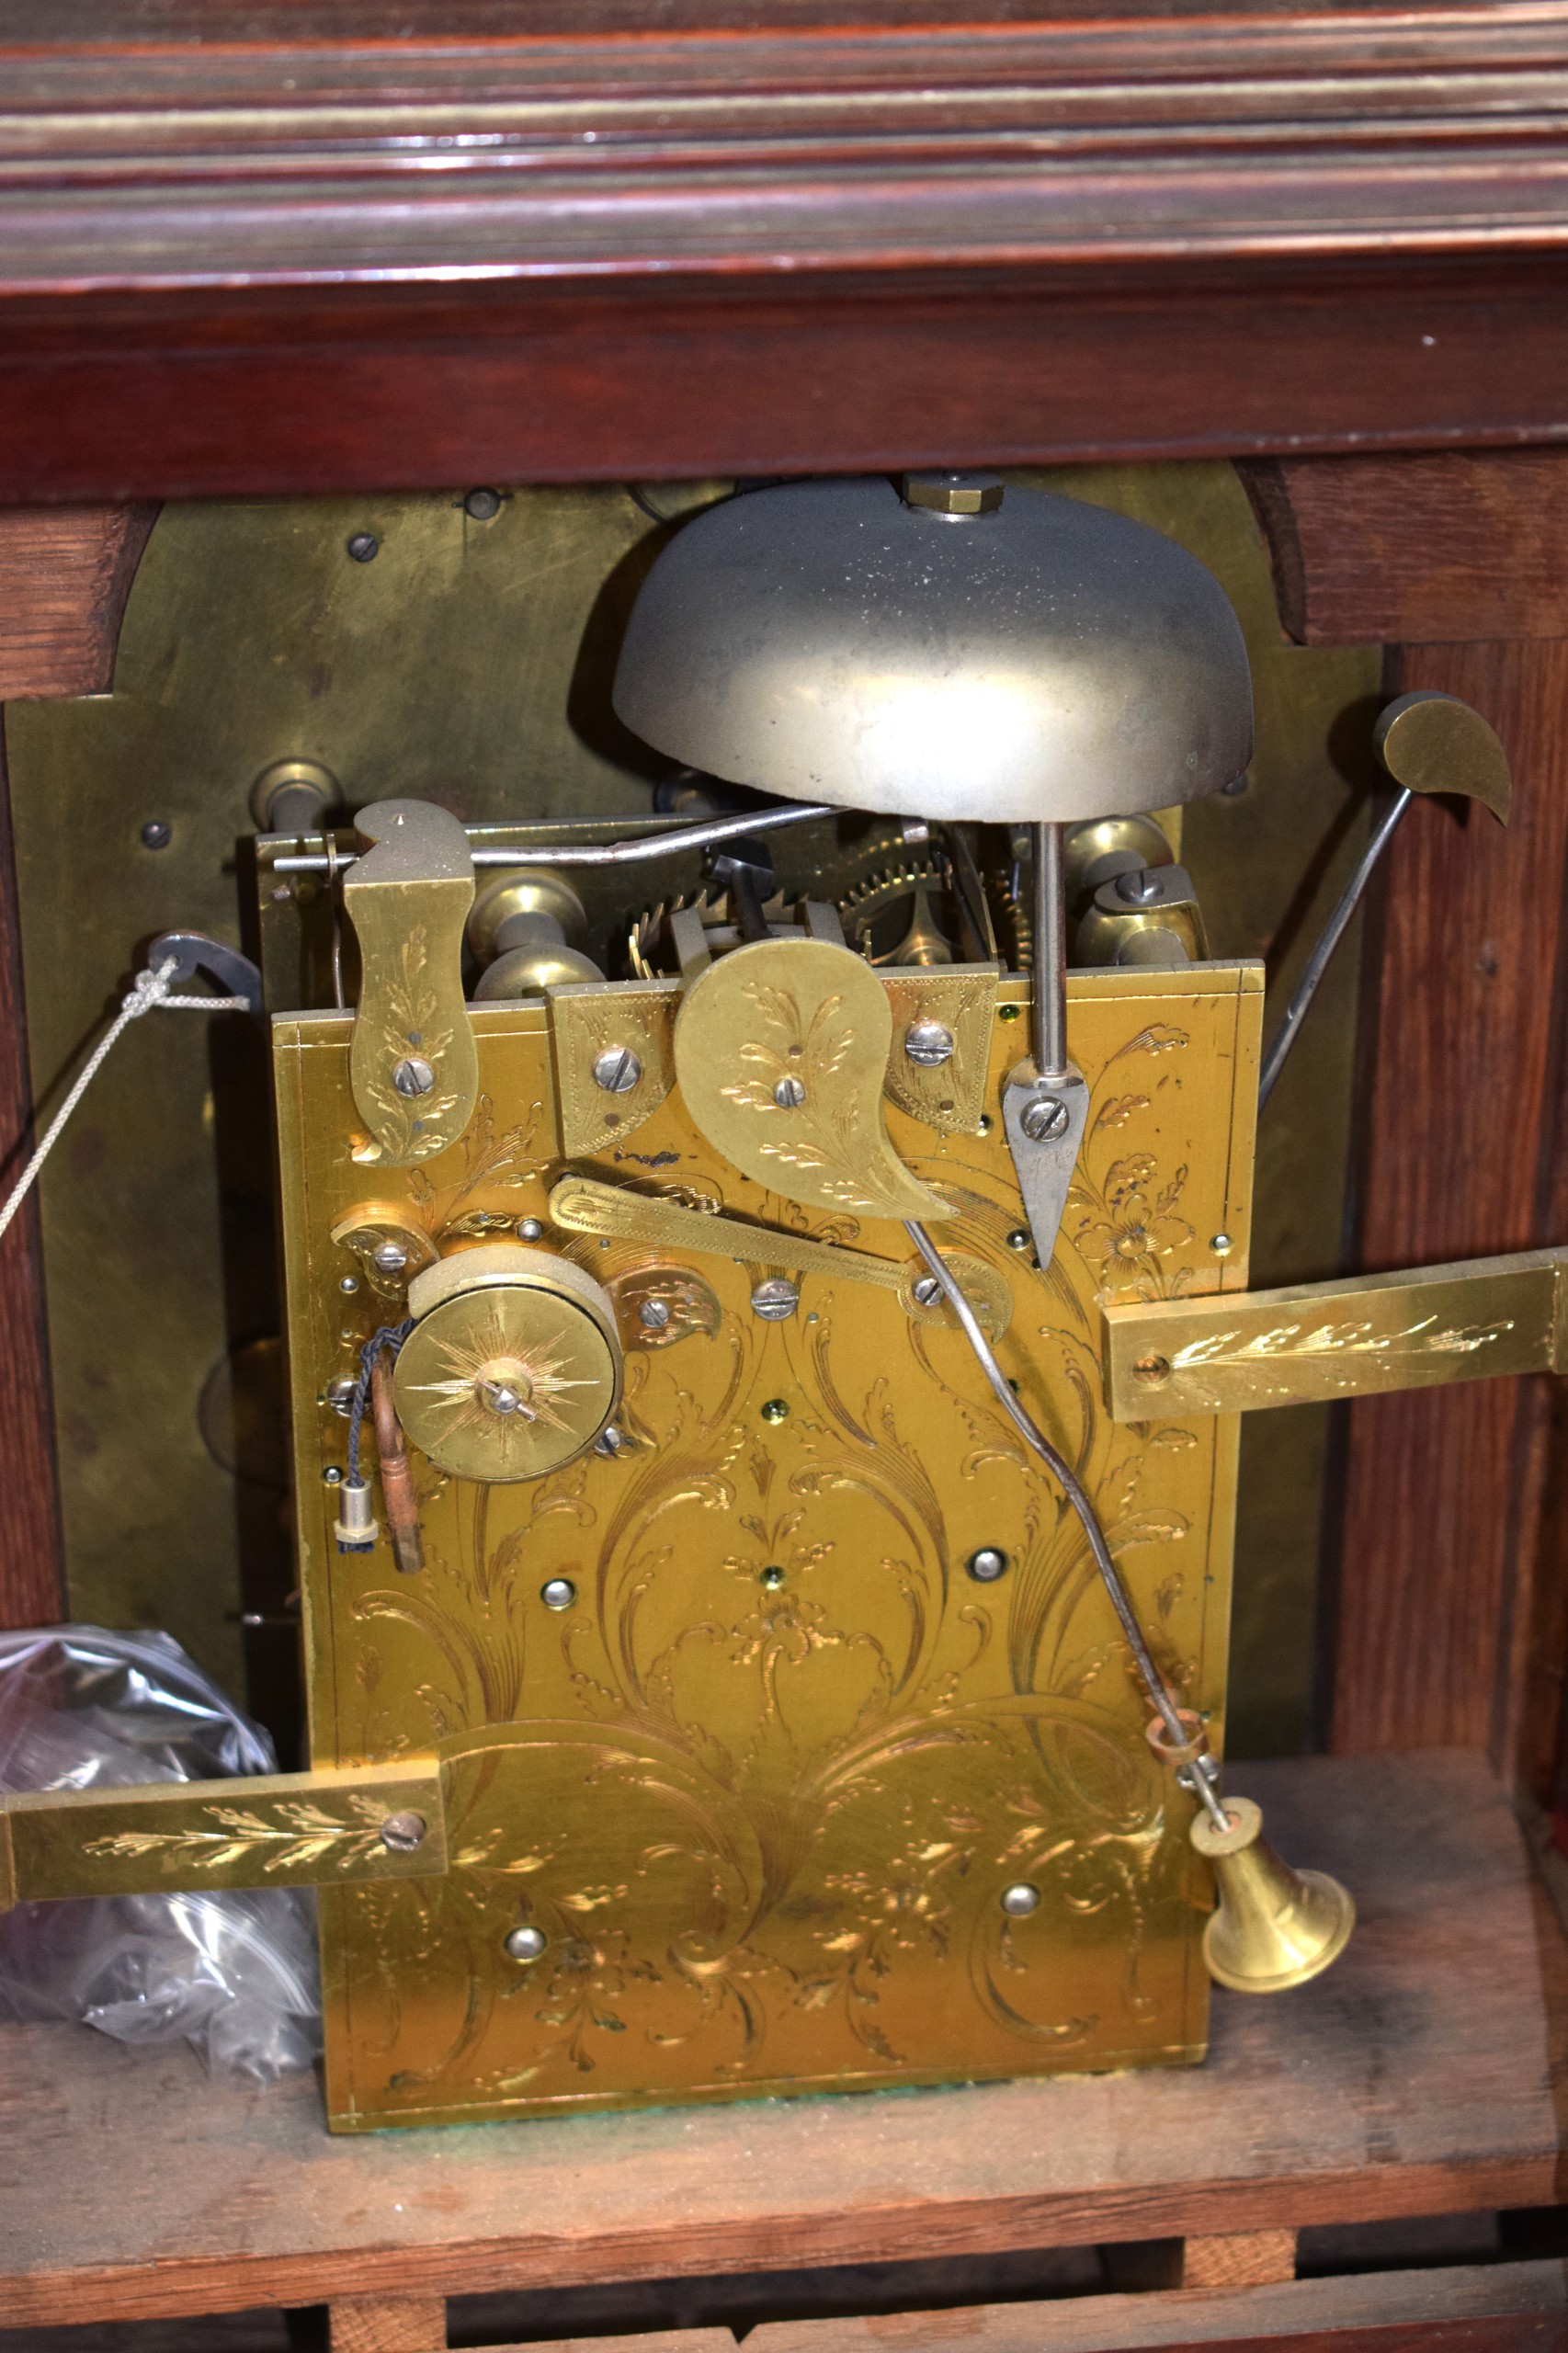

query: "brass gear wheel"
left=838, top=853, right=959, bottom=967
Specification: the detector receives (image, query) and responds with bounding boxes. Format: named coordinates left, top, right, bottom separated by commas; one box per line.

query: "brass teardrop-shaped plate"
left=393, top=1258, right=620, bottom=1484
left=673, top=938, right=951, bottom=1223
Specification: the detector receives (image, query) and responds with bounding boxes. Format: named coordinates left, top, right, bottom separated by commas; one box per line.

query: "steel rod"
left=1031, top=819, right=1069, bottom=1083
left=1257, top=786, right=1413, bottom=1111
left=271, top=802, right=838, bottom=875
left=903, top=1219, right=1228, bottom=1830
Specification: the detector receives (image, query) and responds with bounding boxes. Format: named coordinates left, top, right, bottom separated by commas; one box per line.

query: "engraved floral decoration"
left=358, top=925, right=464, bottom=1162
left=405, top=1091, right=544, bottom=1246
left=330, top=991, right=1227, bottom=2117
left=716, top=975, right=927, bottom=1218
left=1161, top=1307, right=1517, bottom=1407
left=82, top=1792, right=412, bottom=1879
left=1064, top=1025, right=1197, bottom=1302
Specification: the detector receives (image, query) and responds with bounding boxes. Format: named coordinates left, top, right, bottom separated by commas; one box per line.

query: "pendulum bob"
left=1191, top=1796, right=1356, bottom=1994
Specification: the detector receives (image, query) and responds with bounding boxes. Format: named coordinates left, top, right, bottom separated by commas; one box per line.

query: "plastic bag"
left=0, top=1625, right=323, bottom=2083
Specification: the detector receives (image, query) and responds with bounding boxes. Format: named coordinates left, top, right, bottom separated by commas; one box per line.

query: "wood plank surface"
left=0, top=506, right=155, bottom=699
left=0, top=1752, right=1553, bottom=2327
left=0, top=726, right=62, bottom=1628
left=1328, top=642, right=1568, bottom=1759
left=745, top=2261, right=1568, bottom=2353
left=1242, top=453, right=1568, bottom=645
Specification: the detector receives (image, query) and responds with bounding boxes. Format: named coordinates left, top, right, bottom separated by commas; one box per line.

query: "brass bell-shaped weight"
left=1190, top=1797, right=1355, bottom=1994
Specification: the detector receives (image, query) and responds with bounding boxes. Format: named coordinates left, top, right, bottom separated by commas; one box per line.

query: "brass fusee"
left=1190, top=1796, right=1355, bottom=1994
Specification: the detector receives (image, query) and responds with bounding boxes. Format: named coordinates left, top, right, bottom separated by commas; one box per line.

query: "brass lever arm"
left=0, top=1761, right=447, bottom=1909
left=1101, top=1246, right=1568, bottom=1422
left=549, top=1175, right=1011, bottom=1336
left=550, top=1175, right=916, bottom=1295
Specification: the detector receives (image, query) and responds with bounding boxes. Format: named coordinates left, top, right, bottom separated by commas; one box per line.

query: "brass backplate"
left=275, top=964, right=1260, bottom=2131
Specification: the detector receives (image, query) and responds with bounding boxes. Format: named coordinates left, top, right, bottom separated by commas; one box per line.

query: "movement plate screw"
left=904, top=1019, right=955, bottom=1067
left=379, top=1812, right=426, bottom=1853
left=593, top=1046, right=642, bottom=1094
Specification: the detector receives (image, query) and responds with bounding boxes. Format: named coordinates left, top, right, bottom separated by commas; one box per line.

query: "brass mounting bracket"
left=0, top=1760, right=449, bottom=1908
left=1101, top=1246, right=1568, bottom=1421
left=343, top=799, right=478, bottom=1165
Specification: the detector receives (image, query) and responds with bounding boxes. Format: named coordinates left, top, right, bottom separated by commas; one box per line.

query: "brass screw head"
left=1133, top=1354, right=1173, bottom=1385
left=902, top=472, right=1005, bottom=517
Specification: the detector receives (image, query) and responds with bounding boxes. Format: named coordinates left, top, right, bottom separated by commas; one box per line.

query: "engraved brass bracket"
left=547, top=978, right=677, bottom=1155
left=0, top=1761, right=449, bottom=1909
left=331, top=1203, right=440, bottom=1301
left=672, top=936, right=951, bottom=1222
left=881, top=963, right=999, bottom=1134
left=1101, top=1246, right=1568, bottom=1421
left=343, top=799, right=478, bottom=1165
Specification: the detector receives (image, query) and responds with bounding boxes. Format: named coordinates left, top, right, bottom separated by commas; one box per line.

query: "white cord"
left=0, top=959, right=252, bottom=1245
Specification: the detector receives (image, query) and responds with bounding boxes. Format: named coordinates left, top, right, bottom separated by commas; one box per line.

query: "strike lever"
left=1257, top=691, right=1510, bottom=1110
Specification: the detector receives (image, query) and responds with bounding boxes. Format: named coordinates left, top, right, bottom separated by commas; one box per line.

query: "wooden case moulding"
left=5, top=6, right=1568, bottom=487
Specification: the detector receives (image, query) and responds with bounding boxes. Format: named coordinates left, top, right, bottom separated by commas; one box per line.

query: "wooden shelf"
left=0, top=1748, right=1561, bottom=2345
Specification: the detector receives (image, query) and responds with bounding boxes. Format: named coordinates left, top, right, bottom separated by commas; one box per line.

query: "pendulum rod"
left=1031, top=820, right=1070, bottom=1085
left=904, top=1218, right=1230, bottom=1832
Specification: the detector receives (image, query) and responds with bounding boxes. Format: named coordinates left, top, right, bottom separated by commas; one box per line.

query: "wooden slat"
left=0, top=1751, right=1553, bottom=2327
left=0, top=725, right=61, bottom=1628
left=1241, top=454, right=1568, bottom=645
left=1328, top=642, right=1568, bottom=1758
left=744, top=2261, right=1568, bottom=2353
left=329, top=2296, right=448, bottom=2353
left=0, top=505, right=155, bottom=699
left=1182, top=2231, right=1299, bottom=2290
